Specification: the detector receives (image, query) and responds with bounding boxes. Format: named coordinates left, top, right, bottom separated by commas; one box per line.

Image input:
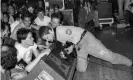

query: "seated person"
left=34, top=7, right=51, bottom=27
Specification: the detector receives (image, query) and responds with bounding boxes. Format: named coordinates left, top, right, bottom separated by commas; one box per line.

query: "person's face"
left=1, top=25, right=10, bottom=38
left=54, top=7, right=59, bottom=13
left=28, top=7, right=34, bottom=13
left=2, top=3, right=8, bottom=12
left=38, top=11, right=44, bottom=20
left=23, top=32, right=34, bottom=46
left=8, top=5, right=15, bottom=15
left=50, top=8, right=54, bottom=13
left=42, top=31, right=54, bottom=42
left=51, top=18, right=60, bottom=28
left=23, top=17, right=31, bottom=27
left=3, top=14, right=9, bottom=23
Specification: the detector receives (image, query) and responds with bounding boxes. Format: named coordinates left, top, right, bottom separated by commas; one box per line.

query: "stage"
left=74, top=26, right=133, bottom=80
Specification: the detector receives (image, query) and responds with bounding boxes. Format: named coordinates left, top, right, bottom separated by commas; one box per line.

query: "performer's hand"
left=40, top=49, right=51, bottom=57
left=64, top=45, right=74, bottom=54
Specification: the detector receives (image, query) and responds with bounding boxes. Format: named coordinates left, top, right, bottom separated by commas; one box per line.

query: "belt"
left=77, top=30, right=87, bottom=45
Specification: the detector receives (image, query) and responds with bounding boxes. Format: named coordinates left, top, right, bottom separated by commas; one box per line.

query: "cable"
left=77, top=56, right=133, bottom=72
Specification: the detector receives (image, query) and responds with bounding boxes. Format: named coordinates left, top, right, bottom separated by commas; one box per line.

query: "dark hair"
left=1, top=22, right=10, bottom=32
left=1, top=44, right=17, bottom=70
left=39, top=26, right=52, bottom=39
left=2, top=12, right=9, bottom=19
left=1, top=22, right=6, bottom=31
left=21, top=11, right=32, bottom=20
left=16, top=28, right=31, bottom=43
left=52, top=4, right=60, bottom=9
left=8, top=4, right=15, bottom=10
left=82, top=0, right=92, bottom=7
left=130, top=3, right=133, bottom=7
left=36, top=7, right=45, bottom=14
left=51, top=13, right=62, bottom=22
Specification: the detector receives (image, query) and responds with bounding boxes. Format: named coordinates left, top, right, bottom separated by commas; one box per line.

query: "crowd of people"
left=1, top=0, right=133, bottom=80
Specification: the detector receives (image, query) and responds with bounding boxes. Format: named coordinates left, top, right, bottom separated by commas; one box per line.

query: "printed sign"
left=38, top=70, right=54, bottom=80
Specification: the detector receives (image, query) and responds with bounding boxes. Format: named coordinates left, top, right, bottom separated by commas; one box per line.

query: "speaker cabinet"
left=98, top=2, right=112, bottom=18
left=23, top=42, right=77, bottom=80
left=61, top=9, right=74, bottom=25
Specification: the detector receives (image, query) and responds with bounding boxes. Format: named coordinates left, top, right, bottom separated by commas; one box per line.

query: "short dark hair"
left=51, top=12, right=62, bottom=22
left=39, top=26, right=52, bottom=39
left=21, top=11, right=32, bottom=20
left=52, top=4, right=60, bottom=9
left=1, top=22, right=10, bottom=32
left=1, top=44, right=17, bottom=70
left=3, top=12, right=9, bottom=19
left=16, top=28, right=31, bottom=43
left=36, top=7, right=45, bottom=14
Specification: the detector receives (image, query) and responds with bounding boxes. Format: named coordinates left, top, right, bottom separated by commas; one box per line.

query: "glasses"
left=43, top=39, right=53, bottom=43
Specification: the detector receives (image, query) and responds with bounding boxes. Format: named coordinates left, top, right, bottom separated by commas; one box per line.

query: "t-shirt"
left=10, top=20, right=20, bottom=33
left=34, top=16, right=51, bottom=26
left=15, top=42, right=37, bottom=63
left=56, top=26, right=84, bottom=44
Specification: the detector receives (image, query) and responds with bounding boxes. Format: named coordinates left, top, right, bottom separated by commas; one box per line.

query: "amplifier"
left=23, top=42, right=77, bottom=80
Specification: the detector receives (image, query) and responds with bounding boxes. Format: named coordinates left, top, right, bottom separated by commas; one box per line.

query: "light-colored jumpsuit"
left=56, top=26, right=132, bottom=72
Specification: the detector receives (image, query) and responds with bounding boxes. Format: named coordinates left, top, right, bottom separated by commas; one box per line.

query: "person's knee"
left=76, top=66, right=87, bottom=72
left=76, top=57, right=88, bottom=72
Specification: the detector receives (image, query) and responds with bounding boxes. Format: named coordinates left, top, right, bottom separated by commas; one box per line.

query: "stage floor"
left=74, top=26, right=133, bottom=80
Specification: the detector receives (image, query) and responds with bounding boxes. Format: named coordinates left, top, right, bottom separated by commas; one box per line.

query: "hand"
left=64, top=45, right=74, bottom=54
left=40, top=49, right=51, bottom=57
left=38, top=45, right=48, bottom=49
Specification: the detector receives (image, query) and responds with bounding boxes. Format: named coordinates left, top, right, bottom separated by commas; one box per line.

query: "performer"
left=39, top=25, right=132, bottom=72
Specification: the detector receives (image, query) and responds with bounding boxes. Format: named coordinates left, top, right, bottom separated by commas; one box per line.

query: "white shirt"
left=15, top=42, right=37, bottom=63
left=34, top=16, right=51, bottom=26
left=10, top=20, right=20, bottom=33
left=56, top=26, right=84, bottom=44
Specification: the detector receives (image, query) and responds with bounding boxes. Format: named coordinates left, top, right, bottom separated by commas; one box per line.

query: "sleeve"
left=34, top=17, right=38, bottom=25
left=10, top=24, right=21, bottom=40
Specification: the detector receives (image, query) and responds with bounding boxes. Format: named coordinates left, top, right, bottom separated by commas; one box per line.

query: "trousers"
left=75, top=31, right=132, bottom=72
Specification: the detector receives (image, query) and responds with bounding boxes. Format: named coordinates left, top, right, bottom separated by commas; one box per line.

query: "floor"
left=73, top=26, right=133, bottom=80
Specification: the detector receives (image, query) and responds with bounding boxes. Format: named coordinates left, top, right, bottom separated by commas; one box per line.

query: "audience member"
left=1, top=1, right=8, bottom=13
left=8, top=4, right=15, bottom=24
left=53, top=4, right=64, bottom=23
left=11, top=11, right=38, bottom=40
left=34, top=7, right=51, bottom=27
left=1, top=44, right=18, bottom=73
left=14, top=28, right=51, bottom=73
